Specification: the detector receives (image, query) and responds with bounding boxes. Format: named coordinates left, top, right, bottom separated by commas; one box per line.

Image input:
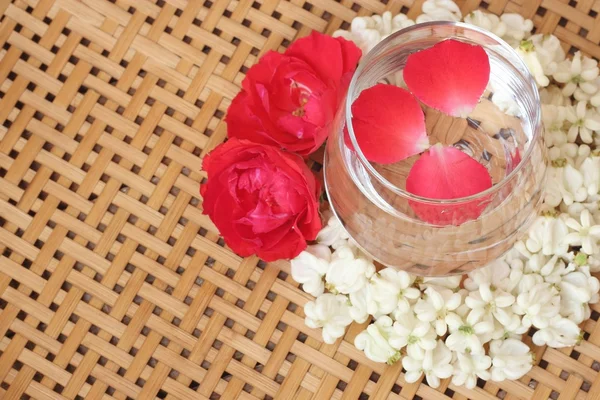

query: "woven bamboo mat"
left=0, top=0, right=599, bottom=399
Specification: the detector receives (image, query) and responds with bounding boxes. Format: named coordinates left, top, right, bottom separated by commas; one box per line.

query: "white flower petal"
left=403, top=356, right=422, bottom=372
left=305, top=294, right=352, bottom=344
left=355, top=317, right=399, bottom=363
left=404, top=370, right=423, bottom=383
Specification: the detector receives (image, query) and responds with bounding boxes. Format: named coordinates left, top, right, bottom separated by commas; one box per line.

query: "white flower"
left=465, top=285, right=520, bottom=334
left=291, top=245, right=331, bottom=297
left=512, top=240, right=532, bottom=259
left=316, top=213, right=350, bottom=249
left=575, top=76, right=600, bottom=101
left=304, top=294, right=353, bottom=344
left=354, top=316, right=400, bottom=364
left=505, top=244, right=529, bottom=262
left=548, top=143, right=579, bottom=161
left=512, top=282, right=560, bottom=329
left=571, top=252, right=590, bottom=269
left=500, top=14, right=533, bottom=45
left=594, top=207, right=600, bottom=228
left=563, top=200, right=599, bottom=219
left=580, top=152, right=600, bottom=196
left=325, top=246, right=375, bottom=294
left=581, top=79, right=600, bottom=103
left=587, top=254, right=600, bottom=272
left=392, top=13, right=416, bottom=31
left=349, top=284, right=378, bottom=323
left=503, top=258, right=538, bottom=294
left=540, top=85, right=572, bottom=106
left=532, top=316, right=582, bottom=348
left=416, top=0, right=461, bottom=23
left=451, top=352, right=492, bottom=389
left=548, top=141, right=581, bottom=159
left=576, top=266, right=600, bottom=304
left=564, top=209, right=600, bottom=254
left=554, top=52, right=600, bottom=97
left=414, top=287, right=462, bottom=336
left=333, top=12, right=415, bottom=56
left=369, top=12, right=397, bottom=36
left=526, top=254, right=573, bottom=284
left=542, top=104, right=569, bottom=147
left=590, top=79, right=600, bottom=108
left=333, top=17, right=381, bottom=55
left=390, top=312, right=437, bottom=359
left=367, top=12, right=415, bottom=38
left=446, top=312, right=493, bottom=354
left=420, top=275, right=462, bottom=291
left=484, top=313, right=517, bottom=343
left=454, top=289, right=470, bottom=310
left=592, top=198, right=600, bottom=220
left=565, top=101, right=600, bottom=143
left=491, top=87, right=521, bottom=116
left=529, top=34, right=566, bottom=76
left=516, top=40, right=549, bottom=87
left=575, top=144, right=600, bottom=168
left=585, top=267, right=600, bottom=305
left=402, top=340, right=453, bottom=388
left=525, top=213, right=570, bottom=256
left=489, top=339, right=533, bottom=381
left=561, top=299, right=592, bottom=325
left=370, top=268, right=420, bottom=315
left=464, top=259, right=511, bottom=292
left=464, top=10, right=506, bottom=37
left=560, top=250, right=578, bottom=264
left=560, top=266, right=600, bottom=322
left=544, top=158, right=588, bottom=207
left=508, top=261, right=545, bottom=295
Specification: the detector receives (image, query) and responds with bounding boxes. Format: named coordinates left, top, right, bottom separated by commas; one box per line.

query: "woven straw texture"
left=0, top=0, right=599, bottom=399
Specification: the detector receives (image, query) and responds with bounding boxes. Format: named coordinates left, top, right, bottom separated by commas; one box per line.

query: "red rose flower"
left=201, top=139, right=322, bottom=261
left=226, top=31, right=362, bottom=156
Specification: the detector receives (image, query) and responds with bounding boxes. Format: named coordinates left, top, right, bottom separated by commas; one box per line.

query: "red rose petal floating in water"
left=345, top=84, right=429, bottom=164
left=406, top=144, right=493, bottom=225
left=404, top=39, right=490, bottom=118
left=507, top=148, right=521, bottom=174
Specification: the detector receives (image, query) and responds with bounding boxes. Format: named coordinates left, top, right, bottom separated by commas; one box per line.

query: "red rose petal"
left=345, top=84, right=429, bottom=164
left=508, top=148, right=521, bottom=174
left=404, top=39, right=490, bottom=117
left=286, top=31, right=361, bottom=84
left=406, top=144, right=493, bottom=225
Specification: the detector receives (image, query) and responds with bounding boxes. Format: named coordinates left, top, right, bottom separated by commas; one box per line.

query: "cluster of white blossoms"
left=296, top=214, right=599, bottom=388
left=293, top=0, right=600, bottom=389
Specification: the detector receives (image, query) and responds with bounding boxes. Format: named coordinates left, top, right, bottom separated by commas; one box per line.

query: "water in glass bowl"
left=373, top=96, right=526, bottom=206
left=347, top=45, right=540, bottom=225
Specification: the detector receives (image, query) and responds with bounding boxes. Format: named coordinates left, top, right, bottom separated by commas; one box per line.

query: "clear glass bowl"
left=324, top=21, right=547, bottom=276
